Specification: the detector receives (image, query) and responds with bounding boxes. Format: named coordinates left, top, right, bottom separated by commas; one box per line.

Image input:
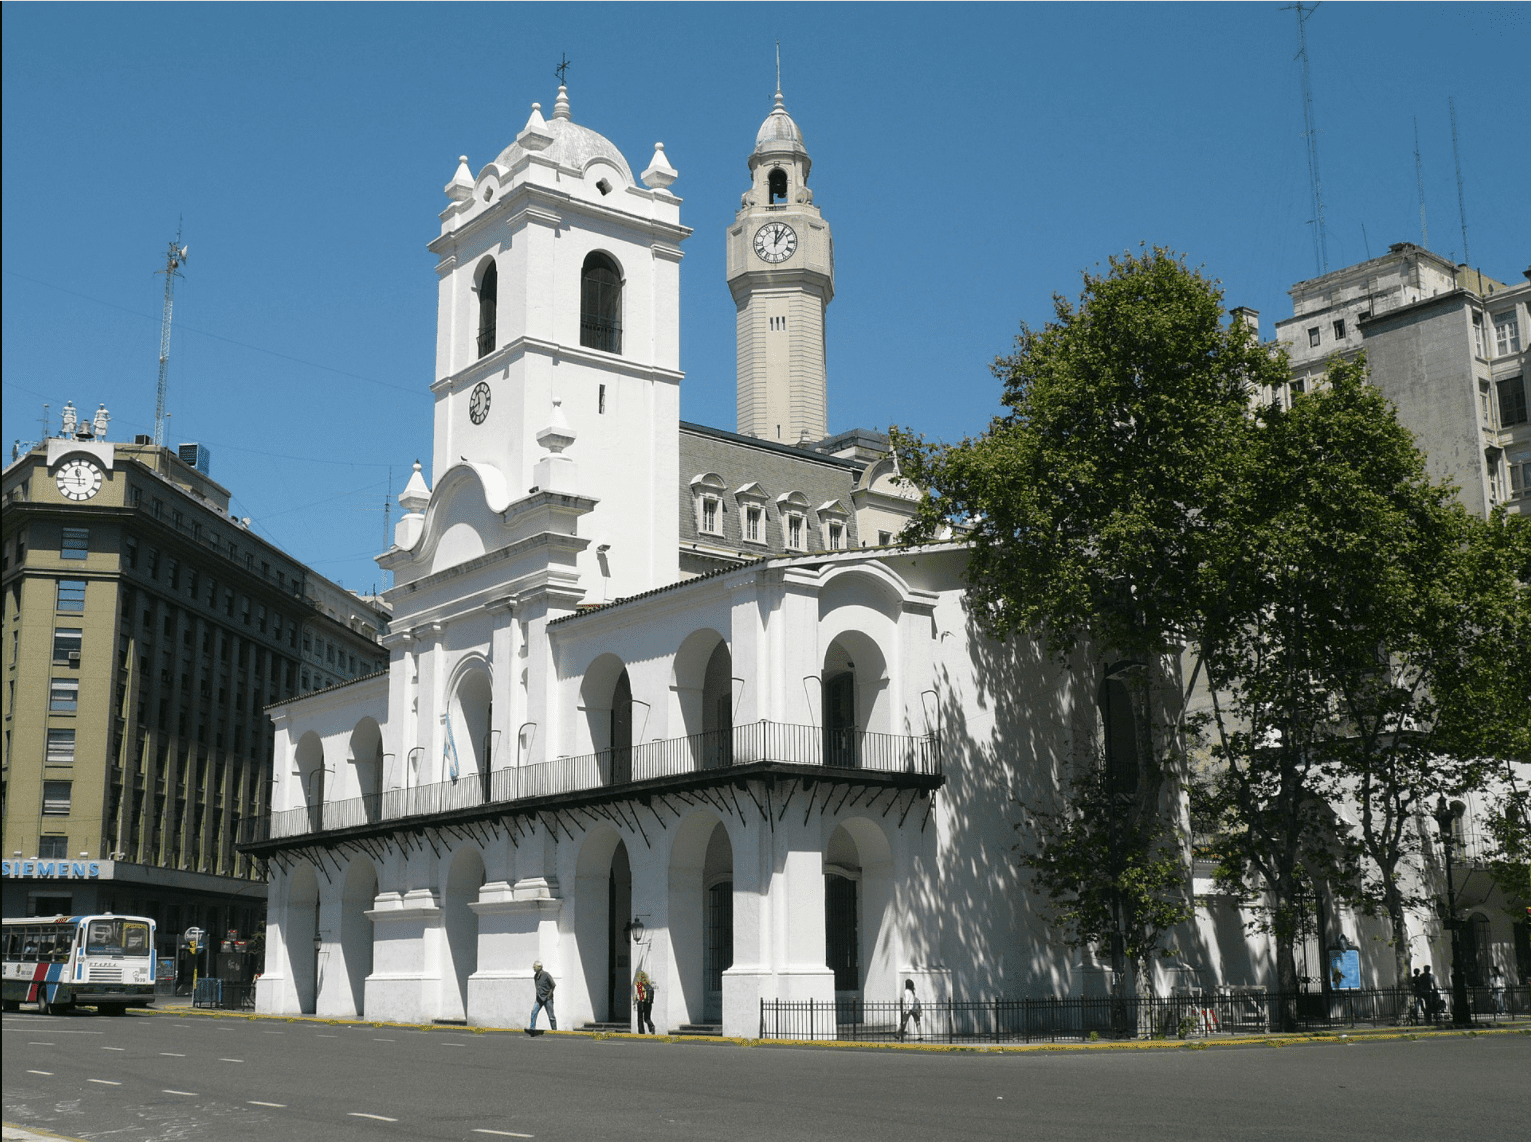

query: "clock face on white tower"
left=55, top=458, right=103, bottom=501
left=469, top=381, right=491, bottom=425
left=753, top=222, right=797, bottom=263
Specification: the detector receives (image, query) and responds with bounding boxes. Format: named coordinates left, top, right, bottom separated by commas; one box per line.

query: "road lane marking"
left=263, top=1031, right=285, bottom=1034
left=473, top=1131, right=534, bottom=1138
left=88, top=1079, right=122, bottom=1085
left=372, top=1037, right=395, bottom=1041
left=161, top=1052, right=186, bottom=1057
left=164, top=1090, right=198, bottom=1097
left=349, top=1113, right=398, bottom=1122
left=103, top=1046, right=127, bottom=1051
left=441, top=1042, right=466, bottom=1047
left=27, top=1042, right=56, bottom=1046
left=219, top=1058, right=244, bottom=1063
left=27, top=1069, right=54, bottom=1075
left=317, top=1033, right=338, bottom=1038
left=248, top=1101, right=286, bottom=1108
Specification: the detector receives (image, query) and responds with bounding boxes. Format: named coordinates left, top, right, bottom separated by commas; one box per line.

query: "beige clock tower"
left=726, top=88, right=834, bottom=444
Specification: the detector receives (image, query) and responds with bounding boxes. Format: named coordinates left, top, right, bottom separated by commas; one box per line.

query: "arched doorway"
left=703, top=823, right=733, bottom=1024
left=610, top=669, right=633, bottom=785
left=823, top=640, right=858, bottom=768
left=607, top=841, right=632, bottom=1023
left=444, top=848, right=485, bottom=1020
left=295, top=732, right=325, bottom=831
left=825, top=819, right=895, bottom=1006
left=350, top=718, right=383, bottom=822
left=286, top=863, right=320, bottom=1014
left=340, top=858, right=377, bottom=1017
left=451, top=670, right=493, bottom=804
left=701, top=642, right=733, bottom=768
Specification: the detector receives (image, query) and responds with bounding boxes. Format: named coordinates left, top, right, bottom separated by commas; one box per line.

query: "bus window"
left=54, top=930, right=74, bottom=963
left=122, top=922, right=150, bottom=955
left=86, top=919, right=118, bottom=955
left=34, top=931, right=54, bottom=961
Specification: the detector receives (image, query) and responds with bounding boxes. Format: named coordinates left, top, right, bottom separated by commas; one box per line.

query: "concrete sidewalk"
left=4, top=1125, right=88, bottom=1142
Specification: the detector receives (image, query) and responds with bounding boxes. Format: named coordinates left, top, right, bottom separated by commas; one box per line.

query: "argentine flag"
left=445, top=716, right=461, bottom=781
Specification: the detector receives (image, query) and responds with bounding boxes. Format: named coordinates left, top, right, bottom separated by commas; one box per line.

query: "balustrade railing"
left=240, top=721, right=940, bottom=843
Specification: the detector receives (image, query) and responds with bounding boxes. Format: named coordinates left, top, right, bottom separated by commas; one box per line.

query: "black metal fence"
left=760, top=986, right=1531, bottom=1043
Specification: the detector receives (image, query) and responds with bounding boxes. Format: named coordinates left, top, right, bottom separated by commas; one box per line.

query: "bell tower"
left=726, top=88, right=834, bottom=444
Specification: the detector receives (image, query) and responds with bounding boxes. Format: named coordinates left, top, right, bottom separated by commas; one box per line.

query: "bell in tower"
left=726, top=86, right=834, bottom=445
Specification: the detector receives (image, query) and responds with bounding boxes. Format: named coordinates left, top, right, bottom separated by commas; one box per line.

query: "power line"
left=2, top=268, right=428, bottom=397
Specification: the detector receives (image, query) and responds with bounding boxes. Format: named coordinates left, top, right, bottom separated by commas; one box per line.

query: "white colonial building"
left=248, top=83, right=1527, bottom=1035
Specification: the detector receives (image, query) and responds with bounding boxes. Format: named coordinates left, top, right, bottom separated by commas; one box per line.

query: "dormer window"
left=580, top=252, right=623, bottom=354
left=476, top=259, right=498, bottom=359
left=768, top=167, right=787, bottom=204
left=691, top=472, right=727, bottom=537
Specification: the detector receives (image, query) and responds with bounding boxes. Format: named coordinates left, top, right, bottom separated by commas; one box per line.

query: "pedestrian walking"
left=898, top=978, right=923, bottom=1041
left=1420, top=965, right=1441, bottom=1024
left=526, top=960, right=557, bottom=1034
left=1490, top=966, right=1506, bottom=1015
left=633, top=969, right=656, bottom=1034
left=1409, top=967, right=1426, bottom=1024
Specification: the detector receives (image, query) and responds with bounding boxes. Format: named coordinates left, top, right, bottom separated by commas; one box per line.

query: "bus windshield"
left=85, top=919, right=151, bottom=957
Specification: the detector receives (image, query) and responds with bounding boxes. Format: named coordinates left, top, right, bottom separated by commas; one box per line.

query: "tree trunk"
left=1384, top=879, right=1412, bottom=987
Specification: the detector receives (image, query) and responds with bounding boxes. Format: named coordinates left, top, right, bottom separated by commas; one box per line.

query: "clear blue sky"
left=3, top=3, right=1526, bottom=593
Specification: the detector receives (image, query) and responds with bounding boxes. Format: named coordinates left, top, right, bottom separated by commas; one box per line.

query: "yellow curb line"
left=143, top=1006, right=1530, bottom=1053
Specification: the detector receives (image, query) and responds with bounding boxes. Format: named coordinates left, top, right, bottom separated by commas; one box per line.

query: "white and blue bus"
left=2, top=914, right=157, bottom=1015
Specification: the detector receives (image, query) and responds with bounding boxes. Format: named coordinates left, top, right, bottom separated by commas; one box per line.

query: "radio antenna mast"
left=153, top=228, right=189, bottom=448
left=383, top=466, right=393, bottom=549
left=1413, top=117, right=1429, bottom=250
left=1284, top=3, right=1328, bottom=275
left=1449, top=96, right=1471, bottom=269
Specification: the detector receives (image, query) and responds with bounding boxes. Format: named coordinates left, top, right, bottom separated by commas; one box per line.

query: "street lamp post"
left=1431, top=797, right=1472, bottom=1028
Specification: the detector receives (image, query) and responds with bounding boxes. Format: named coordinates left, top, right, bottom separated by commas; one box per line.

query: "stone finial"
left=641, top=142, right=678, bottom=190
left=533, top=400, right=578, bottom=495
left=445, top=155, right=474, bottom=202
left=551, top=84, right=571, bottom=121
left=535, top=399, right=576, bottom=454
left=398, top=461, right=431, bottom=513
left=517, top=103, right=553, bottom=151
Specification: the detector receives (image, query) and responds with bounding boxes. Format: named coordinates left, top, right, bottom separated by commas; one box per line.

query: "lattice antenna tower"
left=1413, top=117, right=1429, bottom=250
left=1449, top=96, right=1471, bottom=270
left=1284, top=3, right=1328, bottom=275
left=153, top=228, right=189, bottom=448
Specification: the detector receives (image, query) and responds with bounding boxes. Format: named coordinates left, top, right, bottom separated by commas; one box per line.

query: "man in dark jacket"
left=527, top=960, right=557, bottom=1034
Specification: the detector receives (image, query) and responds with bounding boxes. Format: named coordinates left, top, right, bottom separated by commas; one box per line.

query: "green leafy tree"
left=894, top=248, right=1288, bottom=1009
left=1324, top=500, right=1531, bottom=984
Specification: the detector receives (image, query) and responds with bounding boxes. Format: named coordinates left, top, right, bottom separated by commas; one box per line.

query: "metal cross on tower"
left=555, top=53, right=571, bottom=85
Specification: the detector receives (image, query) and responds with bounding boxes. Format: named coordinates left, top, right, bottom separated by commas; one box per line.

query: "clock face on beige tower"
left=753, top=222, right=797, bottom=263
left=56, top=458, right=103, bottom=501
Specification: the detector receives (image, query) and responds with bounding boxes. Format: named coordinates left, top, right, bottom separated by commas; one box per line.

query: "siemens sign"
left=2, top=861, right=102, bottom=879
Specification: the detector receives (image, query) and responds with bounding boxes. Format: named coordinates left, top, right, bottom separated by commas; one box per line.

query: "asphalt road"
left=3, top=1009, right=1525, bottom=1142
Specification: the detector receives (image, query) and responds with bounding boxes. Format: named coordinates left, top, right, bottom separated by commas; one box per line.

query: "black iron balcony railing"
left=239, top=720, right=940, bottom=844
left=579, top=317, right=622, bottom=355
